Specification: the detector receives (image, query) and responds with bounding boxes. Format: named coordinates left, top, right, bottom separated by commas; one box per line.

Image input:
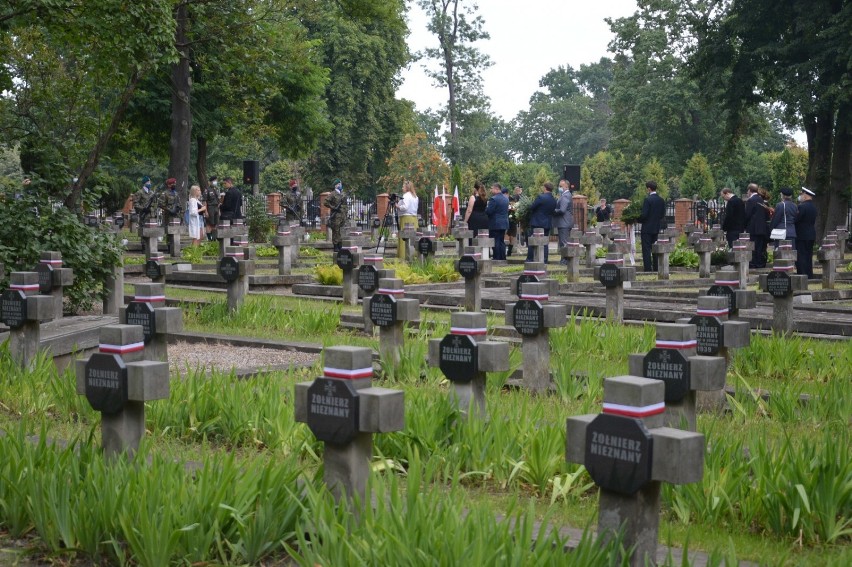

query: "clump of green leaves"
left=387, top=259, right=460, bottom=284
left=256, top=245, right=278, bottom=257
left=0, top=188, right=122, bottom=313
left=669, top=244, right=699, bottom=268
left=245, top=195, right=274, bottom=243
left=314, top=264, right=342, bottom=285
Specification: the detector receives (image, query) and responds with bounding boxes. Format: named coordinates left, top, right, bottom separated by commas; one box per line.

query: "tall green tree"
left=417, top=0, right=492, bottom=165
left=0, top=0, right=177, bottom=211
left=681, top=153, right=715, bottom=200
left=693, top=0, right=850, bottom=237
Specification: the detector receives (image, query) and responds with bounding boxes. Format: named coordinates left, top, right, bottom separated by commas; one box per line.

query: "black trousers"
left=796, top=239, right=814, bottom=278
left=490, top=228, right=506, bottom=260
left=725, top=230, right=741, bottom=249
left=641, top=232, right=658, bottom=272
left=749, top=235, right=768, bottom=268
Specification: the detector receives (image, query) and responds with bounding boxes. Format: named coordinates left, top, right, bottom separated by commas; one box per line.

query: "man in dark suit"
left=795, top=186, right=818, bottom=278
left=744, top=183, right=769, bottom=268
left=219, top=177, right=243, bottom=221
left=638, top=180, right=666, bottom=272
left=486, top=182, right=509, bottom=260
left=525, top=182, right=558, bottom=263
left=720, top=187, right=746, bottom=248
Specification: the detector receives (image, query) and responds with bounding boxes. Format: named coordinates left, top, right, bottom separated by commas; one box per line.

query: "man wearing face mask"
left=794, top=187, right=818, bottom=278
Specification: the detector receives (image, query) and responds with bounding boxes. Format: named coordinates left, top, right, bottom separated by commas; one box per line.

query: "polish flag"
left=452, top=185, right=460, bottom=218
left=431, top=186, right=440, bottom=225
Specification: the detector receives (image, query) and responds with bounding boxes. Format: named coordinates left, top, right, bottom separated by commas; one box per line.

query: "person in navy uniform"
left=486, top=182, right=509, bottom=260
left=638, top=180, right=666, bottom=272
left=720, top=187, right=746, bottom=248
left=794, top=186, right=818, bottom=278
left=744, top=183, right=769, bottom=268
left=525, top=182, right=558, bottom=263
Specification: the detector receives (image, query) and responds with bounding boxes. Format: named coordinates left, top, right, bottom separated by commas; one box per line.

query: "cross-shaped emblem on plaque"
left=659, top=350, right=671, bottom=364
left=324, top=381, right=336, bottom=397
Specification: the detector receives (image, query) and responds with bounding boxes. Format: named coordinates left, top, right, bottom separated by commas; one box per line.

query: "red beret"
left=166, top=178, right=177, bottom=186
left=289, top=179, right=297, bottom=188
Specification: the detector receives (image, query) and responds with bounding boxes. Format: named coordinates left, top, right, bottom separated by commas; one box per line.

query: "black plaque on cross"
left=515, top=273, right=539, bottom=298
left=219, top=256, right=240, bottom=283
left=0, top=289, right=28, bottom=329
left=306, top=378, right=360, bottom=445
left=513, top=300, right=544, bottom=337
left=35, top=263, right=54, bottom=294
left=457, top=255, right=480, bottom=280
left=766, top=271, right=793, bottom=298
left=369, top=293, right=397, bottom=327
left=643, top=348, right=691, bottom=403
left=358, top=265, right=379, bottom=294
left=336, top=249, right=355, bottom=272
left=689, top=315, right=724, bottom=356
left=125, top=301, right=157, bottom=343
left=418, top=238, right=434, bottom=256
left=707, top=285, right=737, bottom=313
left=145, top=260, right=163, bottom=280
left=439, top=334, right=478, bottom=383
left=84, top=353, right=128, bottom=415
left=598, top=263, right=622, bottom=288
left=585, top=413, right=653, bottom=496
left=115, top=215, right=125, bottom=229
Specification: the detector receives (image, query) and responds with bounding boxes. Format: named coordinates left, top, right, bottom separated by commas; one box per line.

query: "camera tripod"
left=374, top=197, right=399, bottom=256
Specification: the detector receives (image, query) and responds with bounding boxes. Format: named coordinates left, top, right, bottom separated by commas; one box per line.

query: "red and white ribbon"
left=323, top=366, right=372, bottom=380
left=714, top=279, right=738, bottom=286
left=99, top=342, right=144, bottom=355
left=150, top=255, right=165, bottom=262
left=655, top=339, right=697, bottom=350
left=697, top=308, right=728, bottom=317
left=465, top=253, right=482, bottom=259
left=603, top=401, right=665, bottom=418
left=10, top=283, right=39, bottom=292
left=364, top=256, right=383, bottom=263
left=377, top=288, right=404, bottom=296
left=773, top=265, right=794, bottom=272
left=135, top=295, right=165, bottom=303
left=226, top=252, right=244, bottom=258
left=450, top=327, right=487, bottom=336
left=277, top=230, right=291, bottom=236
left=522, top=270, right=546, bottom=276
left=520, top=294, right=548, bottom=301
left=606, top=258, right=624, bottom=264
left=40, top=259, right=63, bottom=265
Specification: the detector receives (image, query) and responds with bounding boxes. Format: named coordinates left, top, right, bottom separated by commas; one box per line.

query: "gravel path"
left=168, top=340, right=319, bottom=373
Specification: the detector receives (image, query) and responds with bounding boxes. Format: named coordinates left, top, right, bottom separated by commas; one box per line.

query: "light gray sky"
left=397, top=1, right=639, bottom=120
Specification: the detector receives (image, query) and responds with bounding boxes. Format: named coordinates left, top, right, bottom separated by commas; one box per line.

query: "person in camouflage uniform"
left=160, top=178, right=181, bottom=254
left=204, top=176, right=221, bottom=241
left=280, top=179, right=302, bottom=224
left=133, top=176, right=157, bottom=250
left=325, top=178, right=347, bottom=255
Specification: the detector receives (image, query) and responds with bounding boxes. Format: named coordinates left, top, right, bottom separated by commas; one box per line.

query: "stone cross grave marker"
left=527, top=228, right=549, bottom=264
left=708, top=224, right=726, bottom=247
left=759, top=259, right=808, bottom=336
left=120, top=283, right=182, bottom=363
left=35, top=251, right=74, bottom=320
left=144, top=252, right=172, bottom=284
left=165, top=218, right=183, bottom=257
left=216, top=220, right=248, bottom=258
left=398, top=225, right=418, bottom=261
left=594, top=252, right=635, bottom=322
left=357, top=256, right=392, bottom=336
left=452, top=221, right=474, bottom=258
left=1, top=271, right=54, bottom=367
left=580, top=230, right=603, bottom=269
left=560, top=237, right=583, bottom=282
left=295, top=346, right=404, bottom=502
left=597, top=222, right=614, bottom=248
left=368, top=277, right=419, bottom=365
left=610, top=231, right=631, bottom=264
left=727, top=235, right=754, bottom=289
left=834, top=226, right=848, bottom=257
left=817, top=236, right=842, bottom=289
left=141, top=220, right=164, bottom=260
left=774, top=240, right=797, bottom=262
left=456, top=248, right=490, bottom=312
left=692, top=235, right=715, bottom=278
left=705, top=267, right=756, bottom=317
left=337, top=240, right=363, bottom=306
left=510, top=262, right=559, bottom=299
left=651, top=237, right=676, bottom=280
left=628, top=323, right=726, bottom=431
left=218, top=245, right=255, bottom=312
left=566, top=376, right=704, bottom=567
left=272, top=222, right=299, bottom=275
left=472, top=229, right=494, bottom=263
left=75, top=324, right=169, bottom=459
left=504, top=282, right=567, bottom=392
left=417, top=230, right=442, bottom=261
left=677, top=295, right=751, bottom=411
left=428, top=312, right=509, bottom=419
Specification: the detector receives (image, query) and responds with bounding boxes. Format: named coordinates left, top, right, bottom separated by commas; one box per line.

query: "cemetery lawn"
left=1, top=299, right=849, bottom=565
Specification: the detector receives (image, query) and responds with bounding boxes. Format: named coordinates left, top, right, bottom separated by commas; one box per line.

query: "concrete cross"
left=35, top=251, right=74, bottom=320
left=594, top=252, right=636, bottom=322
left=1, top=271, right=54, bottom=367
left=120, top=283, right=182, bottom=363
left=369, top=277, right=419, bottom=365
left=758, top=259, right=809, bottom=336
left=456, top=247, right=490, bottom=312
left=218, top=245, right=255, bottom=312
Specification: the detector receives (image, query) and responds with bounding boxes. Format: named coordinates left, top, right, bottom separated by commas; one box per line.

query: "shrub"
left=314, top=264, right=342, bottom=285
left=245, top=194, right=274, bottom=243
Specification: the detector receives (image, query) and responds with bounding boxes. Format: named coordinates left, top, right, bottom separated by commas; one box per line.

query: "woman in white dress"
left=188, top=185, right=207, bottom=246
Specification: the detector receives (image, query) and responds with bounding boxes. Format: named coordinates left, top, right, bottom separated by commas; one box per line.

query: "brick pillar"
left=674, top=199, right=692, bottom=233
left=320, top=192, right=330, bottom=231
left=266, top=193, right=280, bottom=215
left=613, top=199, right=631, bottom=222
left=572, top=194, right=588, bottom=231
left=376, top=193, right=390, bottom=221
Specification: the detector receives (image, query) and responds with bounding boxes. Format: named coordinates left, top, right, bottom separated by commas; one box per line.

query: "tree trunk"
left=196, top=135, right=209, bottom=190
left=64, top=71, right=141, bottom=213
left=824, top=102, right=851, bottom=239
left=804, top=109, right=834, bottom=238
left=169, top=2, right=192, bottom=207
